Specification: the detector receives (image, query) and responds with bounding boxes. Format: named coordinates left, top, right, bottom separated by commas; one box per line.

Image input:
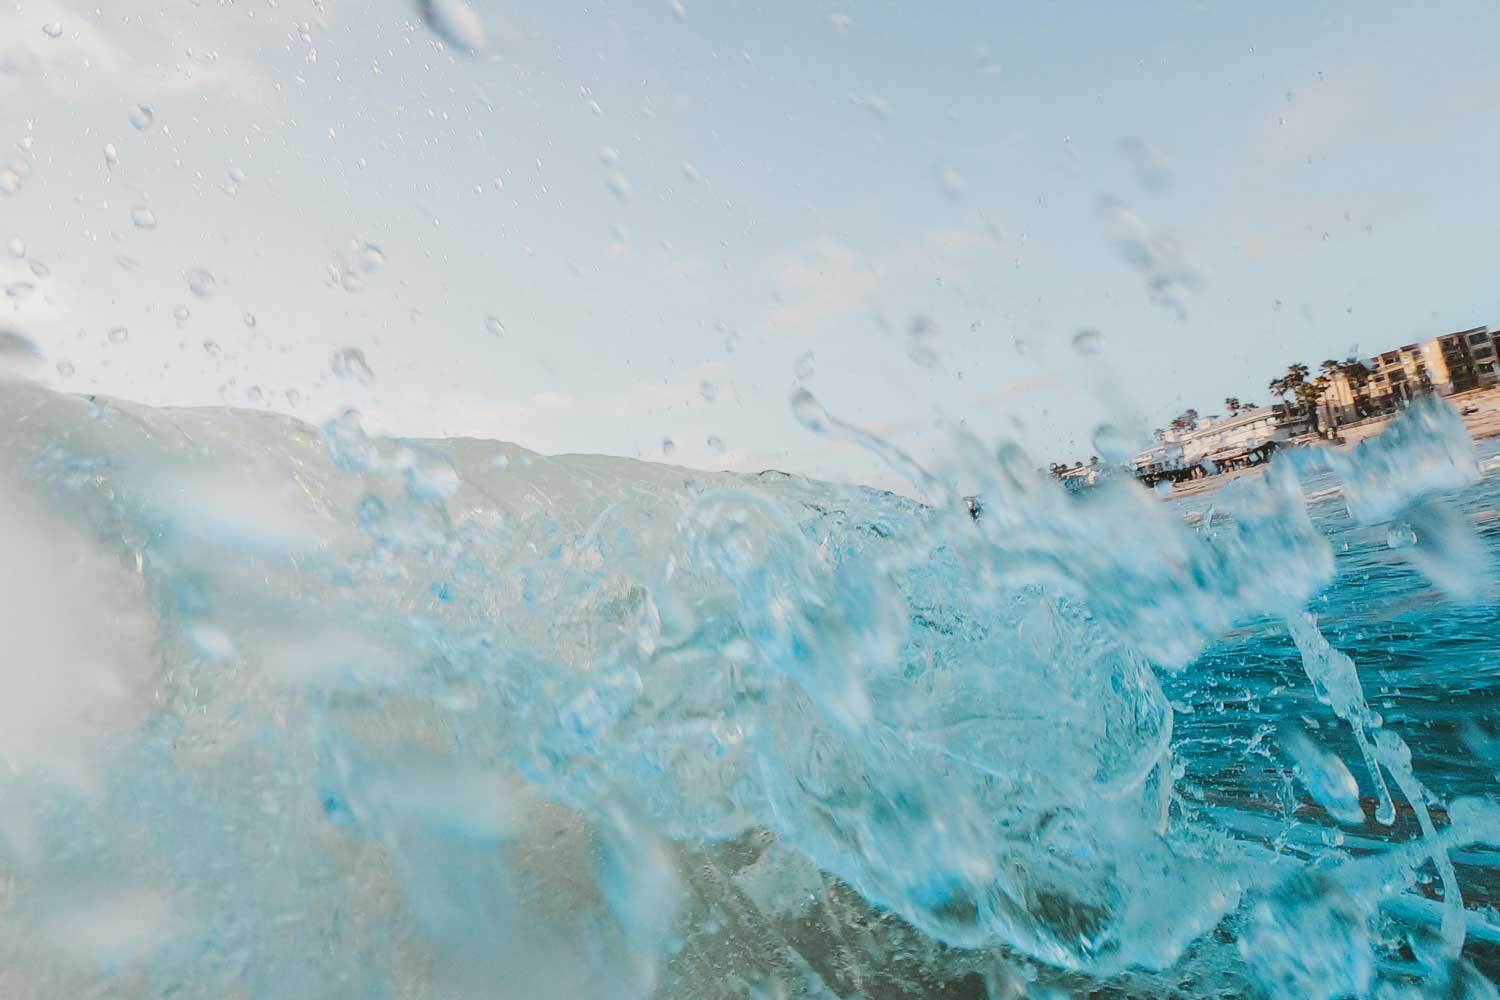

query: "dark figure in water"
left=964, top=496, right=982, bottom=520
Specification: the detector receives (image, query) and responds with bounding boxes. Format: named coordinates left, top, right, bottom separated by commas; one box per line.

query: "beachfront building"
left=1318, top=326, right=1498, bottom=429
left=1131, top=406, right=1296, bottom=483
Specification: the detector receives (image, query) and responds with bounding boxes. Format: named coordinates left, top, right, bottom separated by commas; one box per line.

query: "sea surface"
left=0, top=380, right=1497, bottom=999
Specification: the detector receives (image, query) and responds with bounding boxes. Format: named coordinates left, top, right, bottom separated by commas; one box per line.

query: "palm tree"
left=1268, top=376, right=1288, bottom=417
left=1169, top=408, right=1199, bottom=432
left=1224, top=396, right=1242, bottom=415
left=1281, top=363, right=1311, bottom=418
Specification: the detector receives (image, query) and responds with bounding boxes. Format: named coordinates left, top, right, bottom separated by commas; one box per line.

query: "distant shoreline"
left=1163, top=386, right=1500, bottom=499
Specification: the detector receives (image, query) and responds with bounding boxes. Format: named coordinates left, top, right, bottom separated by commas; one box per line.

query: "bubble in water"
left=905, top=315, right=940, bottom=368
left=131, top=205, right=158, bottom=230
left=6, top=236, right=24, bottom=258
left=129, top=105, right=155, bottom=131
left=186, top=268, right=217, bottom=298
left=331, top=347, right=374, bottom=384
left=55, top=359, right=75, bottom=377
left=103, top=143, right=119, bottom=169
left=700, top=381, right=718, bottom=402
left=1072, top=328, right=1104, bottom=355
left=107, top=327, right=129, bottom=344
left=1385, top=523, right=1417, bottom=549
left=42, top=21, right=63, bottom=38
left=202, top=340, right=222, bottom=358
left=173, top=305, right=190, bottom=324
left=1282, top=729, right=1364, bottom=825
left=794, top=351, right=815, bottom=380
left=485, top=316, right=504, bottom=336
left=415, top=0, right=487, bottom=53
left=661, top=437, right=675, bottom=456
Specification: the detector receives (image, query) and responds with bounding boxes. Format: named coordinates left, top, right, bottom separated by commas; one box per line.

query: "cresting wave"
left=0, top=378, right=1497, bottom=998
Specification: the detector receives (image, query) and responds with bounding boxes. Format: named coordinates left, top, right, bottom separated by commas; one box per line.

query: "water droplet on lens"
left=794, top=351, right=815, bottom=379
left=339, top=268, right=364, bottom=293
left=680, top=160, right=701, bottom=182
left=905, top=315, right=940, bottom=368
left=661, top=437, right=675, bottom=456
left=286, top=388, right=302, bottom=406
left=0, top=330, right=40, bottom=359
left=129, top=104, right=155, bottom=131
left=186, top=268, right=217, bottom=298
left=107, top=326, right=128, bottom=344
left=202, top=340, right=222, bottom=357
left=0, top=168, right=23, bottom=196
left=700, top=380, right=717, bottom=401
left=28, top=260, right=47, bottom=277
left=173, top=305, right=190, bottom=324
left=485, top=315, right=504, bottom=336
left=789, top=386, right=828, bottom=432
left=103, top=143, right=119, bottom=168
left=331, top=346, right=374, bottom=383
left=605, top=171, right=632, bottom=202
left=131, top=205, right=157, bottom=230
left=359, top=243, right=384, bottom=272
left=55, top=359, right=75, bottom=376
left=706, top=434, right=725, bottom=453
left=1071, top=328, right=1104, bottom=355
left=228, top=166, right=245, bottom=185
left=598, top=146, right=620, bottom=166
left=6, top=237, right=24, bottom=258
left=42, top=21, right=63, bottom=38
left=243, top=313, right=257, bottom=328
left=415, top=0, right=488, bottom=53
left=1091, top=423, right=1138, bottom=464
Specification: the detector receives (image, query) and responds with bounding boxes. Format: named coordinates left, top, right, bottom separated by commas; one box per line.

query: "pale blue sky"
left=2, top=0, right=1498, bottom=492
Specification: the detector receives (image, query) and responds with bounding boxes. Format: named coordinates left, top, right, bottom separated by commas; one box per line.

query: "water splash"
left=0, top=381, right=1496, bottom=996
